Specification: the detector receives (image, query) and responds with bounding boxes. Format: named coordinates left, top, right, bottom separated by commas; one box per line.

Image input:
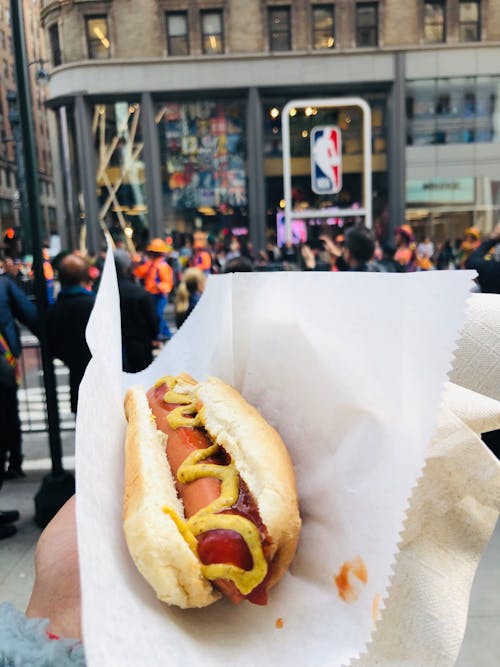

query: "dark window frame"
left=48, top=23, right=62, bottom=67
left=268, top=6, right=292, bottom=52
left=312, top=4, right=335, bottom=50
left=355, top=2, right=378, bottom=47
left=85, top=14, right=111, bottom=60
left=423, top=0, right=446, bottom=44
left=200, top=9, right=224, bottom=55
left=459, top=0, right=480, bottom=42
left=166, top=11, right=190, bottom=56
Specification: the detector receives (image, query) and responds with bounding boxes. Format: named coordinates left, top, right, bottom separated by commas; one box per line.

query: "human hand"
left=26, top=495, right=81, bottom=640
left=301, top=244, right=316, bottom=269
left=490, top=223, right=500, bottom=241
left=319, top=235, right=342, bottom=258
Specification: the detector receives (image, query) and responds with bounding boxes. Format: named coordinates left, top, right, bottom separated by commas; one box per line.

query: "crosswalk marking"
left=23, top=456, right=75, bottom=471
left=19, top=383, right=75, bottom=432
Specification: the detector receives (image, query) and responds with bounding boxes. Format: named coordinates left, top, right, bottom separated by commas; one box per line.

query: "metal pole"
left=75, top=95, right=101, bottom=255
left=388, top=52, right=406, bottom=242
left=10, top=0, right=74, bottom=527
left=141, top=92, right=164, bottom=239
left=246, top=88, right=267, bottom=252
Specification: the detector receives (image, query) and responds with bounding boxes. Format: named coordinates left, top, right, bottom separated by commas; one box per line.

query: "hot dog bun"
left=123, top=376, right=301, bottom=608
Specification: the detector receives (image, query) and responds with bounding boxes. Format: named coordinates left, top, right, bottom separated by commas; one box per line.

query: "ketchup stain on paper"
left=334, top=556, right=368, bottom=603
left=275, top=617, right=284, bottom=629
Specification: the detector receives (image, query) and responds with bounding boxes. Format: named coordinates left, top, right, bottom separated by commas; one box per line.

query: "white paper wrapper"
left=76, top=248, right=474, bottom=667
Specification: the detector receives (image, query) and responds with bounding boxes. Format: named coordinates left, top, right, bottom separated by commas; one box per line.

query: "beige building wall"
left=41, top=0, right=500, bottom=64
left=228, top=0, right=263, bottom=53
left=383, top=0, right=419, bottom=47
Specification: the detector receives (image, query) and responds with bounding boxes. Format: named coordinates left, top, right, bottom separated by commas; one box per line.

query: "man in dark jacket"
left=465, top=224, right=500, bottom=294
left=114, top=250, right=158, bottom=372
left=0, top=273, right=38, bottom=538
left=46, top=255, right=95, bottom=414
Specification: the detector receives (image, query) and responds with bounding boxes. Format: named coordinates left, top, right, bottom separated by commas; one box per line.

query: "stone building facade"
left=40, top=0, right=500, bottom=251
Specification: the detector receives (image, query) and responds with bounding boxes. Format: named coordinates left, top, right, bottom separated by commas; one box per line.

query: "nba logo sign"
left=310, top=126, right=342, bottom=195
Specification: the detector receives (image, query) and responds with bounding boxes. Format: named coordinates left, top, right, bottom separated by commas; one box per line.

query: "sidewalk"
left=0, top=430, right=498, bottom=664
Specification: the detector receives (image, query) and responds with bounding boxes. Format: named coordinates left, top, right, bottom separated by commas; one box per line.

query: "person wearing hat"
left=465, top=223, right=500, bottom=294
left=190, top=231, right=212, bottom=275
left=394, top=224, right=416, bottom=271
left=133, top=239, right=174, bottom=342
left=457, top=226, right=481, bottom=269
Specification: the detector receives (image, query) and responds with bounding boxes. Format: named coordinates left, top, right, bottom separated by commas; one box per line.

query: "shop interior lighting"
left=279, top=199, right=286, bottom=208
left=93, top=26, right=110, bottom=49
left=124, top=226, right=133, bottom=238
left=209, top=35, right=217, bottom=50
left=270, top=107, right=280, bottom=119
left=327, top=37, right=335, bottom=47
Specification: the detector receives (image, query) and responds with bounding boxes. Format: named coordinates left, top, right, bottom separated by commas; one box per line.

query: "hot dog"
left=123, top=373, right=301, bottom=608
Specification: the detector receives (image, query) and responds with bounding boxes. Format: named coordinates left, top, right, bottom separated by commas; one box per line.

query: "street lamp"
left=9, top=0, right=74, bottom=526
left=29, top=57, right=51, bottom=84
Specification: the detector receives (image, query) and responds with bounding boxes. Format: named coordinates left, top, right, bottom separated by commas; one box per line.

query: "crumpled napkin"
left=353, top=294, right=500, bottom=666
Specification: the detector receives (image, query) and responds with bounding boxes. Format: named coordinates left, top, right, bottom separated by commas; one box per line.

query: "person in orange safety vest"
left=42, top=248, right=55, bottom=304
left=134, top=239, right=174, bottom=341
left=190, top=231, right=212, bottom=275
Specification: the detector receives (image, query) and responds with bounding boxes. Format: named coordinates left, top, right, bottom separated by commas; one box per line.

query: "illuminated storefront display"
left=156, top=100, right=247, bottom=231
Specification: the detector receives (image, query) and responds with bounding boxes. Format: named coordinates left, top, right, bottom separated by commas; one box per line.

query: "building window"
left=269, top=7, right=291, bottom=52
left=355, top=3, right=378, bottom=47
left=48, top=24, right=62, bottom=66
left=312, top=5, right=335, bottom=49
left=166, top=12, right=189, bottom=55
left=85, top=15, right=111, bottom=59
left=423, top=1, right=446, bottom=43
left=459, top=1, right=480, bottom=41
left=201, top=10, right=224, bottom=54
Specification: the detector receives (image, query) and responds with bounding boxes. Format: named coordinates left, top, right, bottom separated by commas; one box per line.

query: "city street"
left=0, top=427, right=498, bottom=664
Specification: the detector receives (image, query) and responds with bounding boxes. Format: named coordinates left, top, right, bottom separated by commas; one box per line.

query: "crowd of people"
left=1, top=220, right=500, bottom=541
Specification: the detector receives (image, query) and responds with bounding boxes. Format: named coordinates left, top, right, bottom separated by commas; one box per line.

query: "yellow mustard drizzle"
left=160, top=376, right=268, bottom=596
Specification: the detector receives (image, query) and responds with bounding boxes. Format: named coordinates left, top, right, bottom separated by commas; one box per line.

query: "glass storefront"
left=406, top=77, right=500, bottom=242
left=155, top=99, right=247, bottom=234
left=406, top=76, right=500, bottom=145
left=262, top=93, right=389, bottom=240
left=92, top=101, right=148, bottom=247
left=406, top=175, right=500, bottom=242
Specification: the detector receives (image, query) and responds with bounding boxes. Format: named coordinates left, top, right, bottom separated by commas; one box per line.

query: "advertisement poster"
left=160, top=101, right=247, bottom=211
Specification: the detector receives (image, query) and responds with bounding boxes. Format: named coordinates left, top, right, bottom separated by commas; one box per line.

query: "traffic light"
left=3, top=227, right=21, bottom=257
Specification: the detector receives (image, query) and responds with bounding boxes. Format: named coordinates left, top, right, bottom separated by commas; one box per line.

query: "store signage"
left=406, top=178, right=475, bottom=204
left=310, top=126, right=342, bottom=195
